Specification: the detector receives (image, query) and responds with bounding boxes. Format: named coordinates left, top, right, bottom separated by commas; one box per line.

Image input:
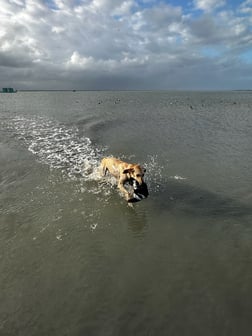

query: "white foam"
left=9, top=116, right=104, bottom=181
left=170, top=175, right=187, bottom=180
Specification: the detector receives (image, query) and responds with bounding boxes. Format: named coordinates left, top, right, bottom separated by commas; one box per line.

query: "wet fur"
left=100, top=157, right=146, bottom=201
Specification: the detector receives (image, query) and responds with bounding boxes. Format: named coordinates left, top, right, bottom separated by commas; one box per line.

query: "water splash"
left=170, top=175, right=187, bottom=180
left=8, top=116, right=104, bottom=180
left=143, top=155, right=164, bottom=193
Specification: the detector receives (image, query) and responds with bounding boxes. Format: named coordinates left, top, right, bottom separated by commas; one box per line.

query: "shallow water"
left=1, top=91, right=252, bottom=335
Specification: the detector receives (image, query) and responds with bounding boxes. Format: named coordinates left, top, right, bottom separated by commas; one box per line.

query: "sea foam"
left=8, top=116, right=103, bottom=180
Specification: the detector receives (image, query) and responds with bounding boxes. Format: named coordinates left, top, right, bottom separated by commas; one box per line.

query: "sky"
left=0, top=0, right=252, bottom=90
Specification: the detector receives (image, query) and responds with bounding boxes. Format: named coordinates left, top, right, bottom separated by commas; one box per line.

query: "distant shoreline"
left=11, top=89, right=252, bottom=93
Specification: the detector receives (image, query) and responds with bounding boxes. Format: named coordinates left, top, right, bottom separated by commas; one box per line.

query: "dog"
left=100, top=157, right=148, bottom=201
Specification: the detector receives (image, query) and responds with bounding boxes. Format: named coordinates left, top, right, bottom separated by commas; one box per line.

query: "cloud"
left=0, top=0, right=251, bottom=90
left=239, top=0, right=252, bottom=16
left=193, top=0, right=226, bottom=12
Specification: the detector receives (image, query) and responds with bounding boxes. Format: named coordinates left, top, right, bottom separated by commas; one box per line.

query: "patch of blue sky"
left=136, top=0, right=193, bottom=11
left=240, top=50, right=252, bottom=63
left=162, top=0, right=193, bottom=10
left=175, top=35, right=183, bottom=45
left=135, top=0, right=157, bottom=9
left=112, top=14, right=123, bottom=21
left=43, top=0, right=59, bottom=10
left=200, top=46, right=222, bottom=58
left=134, top=0, right=199, bottom=19
left=228, top=0, right=247, bottom=10
left=43, top=0, right=84, bottom=10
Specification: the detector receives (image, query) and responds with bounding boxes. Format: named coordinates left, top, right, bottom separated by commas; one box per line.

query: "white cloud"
left=51, top=26, right=66, bottom=34
left=67, top=52, right=95, bottom=68
left=193, top=0, right=226, bottom=12
left=10, top=0, right=23, bottom=4
left=91, top=0, right=134, bottom=15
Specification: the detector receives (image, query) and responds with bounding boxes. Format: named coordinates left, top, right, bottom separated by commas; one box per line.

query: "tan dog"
left=100, top=157, right=146, bottom=201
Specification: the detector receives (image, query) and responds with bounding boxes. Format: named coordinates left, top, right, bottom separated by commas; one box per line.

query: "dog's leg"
left=100, top=163, right=107, bottom=177
left=103, top=167, right=108, bottom=176
left=118, top=181, right=130, bottom=200
left=118, top=179, right=134, bottom=201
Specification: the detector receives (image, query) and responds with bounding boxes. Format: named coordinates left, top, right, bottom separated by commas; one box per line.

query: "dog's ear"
left=123, top=168, right=134, bottom=174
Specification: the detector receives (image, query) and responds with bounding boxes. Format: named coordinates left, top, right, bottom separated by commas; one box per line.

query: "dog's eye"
left=136, top=174, right=142, bottom=178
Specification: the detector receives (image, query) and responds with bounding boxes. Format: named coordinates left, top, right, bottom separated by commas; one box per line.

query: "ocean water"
left=0, top=91, right=252, bottom=335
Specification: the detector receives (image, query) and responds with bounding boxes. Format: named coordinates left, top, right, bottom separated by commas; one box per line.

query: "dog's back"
left=101, top=157, right=124, bottom=177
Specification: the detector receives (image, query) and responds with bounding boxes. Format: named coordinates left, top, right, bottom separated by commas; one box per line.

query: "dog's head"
left=123, top=165, right=146, bottom=185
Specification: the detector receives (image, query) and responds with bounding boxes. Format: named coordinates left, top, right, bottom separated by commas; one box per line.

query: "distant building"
left=1, top=88, right=17, bottom=93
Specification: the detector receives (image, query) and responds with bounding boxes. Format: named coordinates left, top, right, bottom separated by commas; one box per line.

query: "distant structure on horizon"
left=1, top=88, right=17, bottom=93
